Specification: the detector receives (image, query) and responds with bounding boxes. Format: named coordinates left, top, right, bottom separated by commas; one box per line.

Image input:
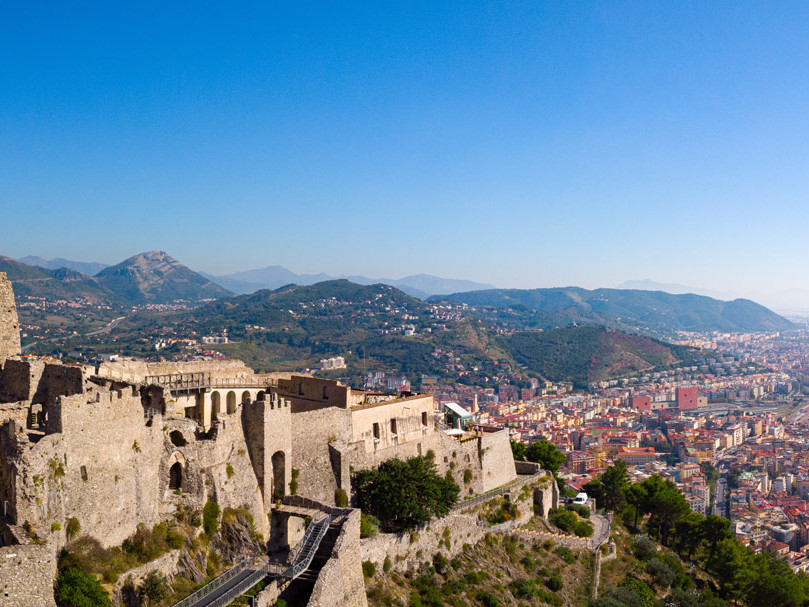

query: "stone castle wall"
left=290, top=406, right=352, bottom=504
left=479, top=428, right=518, bottom=492
left=307, top=509, right=367, bottom=607
left=95, top=359, right=255, bottom=383
left=0, top=360, right=84, bottom=405
left=361, top=474, right=547, bottom=575
left=0, top=273, right=21, bottom=365
left=4, top=379, right=269, bottom=547
left=242, top=394, right=291, bottom=517
left=0, top=542, right=57, bottom=607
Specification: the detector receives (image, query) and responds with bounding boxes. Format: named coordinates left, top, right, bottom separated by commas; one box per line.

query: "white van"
left=572, top=492, right=588, bottom=505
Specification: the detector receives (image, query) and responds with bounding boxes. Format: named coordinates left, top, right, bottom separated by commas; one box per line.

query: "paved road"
left=590, top=512, right=610, bottom=549
left=85, top=316, right=125, bottom=336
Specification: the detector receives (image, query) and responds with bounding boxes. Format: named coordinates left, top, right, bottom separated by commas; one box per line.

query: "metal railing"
left=452, top=471, right=547, bottom=513
left=282, top=514, right=334, bottom=579
left=171, top=558, right=254, bottom=607
left=204, top=562, right=272, bottom=607
left=144, top=373, right=272, bottom=391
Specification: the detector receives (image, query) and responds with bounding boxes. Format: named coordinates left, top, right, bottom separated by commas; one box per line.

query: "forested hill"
left=498, top=326, right=703, bottom=388
left=432, top=287, right=794, bottom=336
left=103, top=281, right=704, bottom=388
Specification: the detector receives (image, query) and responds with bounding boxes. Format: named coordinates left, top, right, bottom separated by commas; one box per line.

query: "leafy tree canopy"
left=353, top=456, right=460, bottom=531
left=525, top=440, right=565, bottom=473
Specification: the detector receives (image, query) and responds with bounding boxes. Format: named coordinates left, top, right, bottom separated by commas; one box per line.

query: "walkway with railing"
left=452, top=471, right=548, bottom=513
left=170, top=557, right=265, bottom=607
left=171, top=499, right=348, bottom=607
left=144, top=373, right=273, bottom=391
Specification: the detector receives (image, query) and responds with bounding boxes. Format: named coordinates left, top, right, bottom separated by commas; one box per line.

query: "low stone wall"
left=514, top=529, right=591, bottom=551
left=361, top=512, right=485, bottom=574
left=253, top=579, right=281, bottom=607
left=0, top=542, right=58, bottom=607
left=361, top=474, right=545, bottom=574
left=515, top=461, right=542, bottom=475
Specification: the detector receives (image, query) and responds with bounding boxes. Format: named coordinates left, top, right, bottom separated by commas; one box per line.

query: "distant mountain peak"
left=96, top=251, right=231, bottom=303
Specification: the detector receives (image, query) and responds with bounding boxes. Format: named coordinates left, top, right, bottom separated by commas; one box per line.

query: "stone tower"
left=0, top=272, right=21, bottom=364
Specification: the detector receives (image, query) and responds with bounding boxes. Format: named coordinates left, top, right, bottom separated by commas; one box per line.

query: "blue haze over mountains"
left=8, top=252, right=796, bottom=334
left=18, top=254, right=495, bottom=299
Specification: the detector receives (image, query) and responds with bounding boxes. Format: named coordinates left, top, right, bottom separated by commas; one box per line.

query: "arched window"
left=226, top=391, right=237, bottom=414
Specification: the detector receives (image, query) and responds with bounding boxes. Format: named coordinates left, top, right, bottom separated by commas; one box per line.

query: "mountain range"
left=4, top=251, right=796, bottom=336
left=16, top=254, right=494, bottom=300
left=2, top=251, right=231, bottom=304
left=18, top=255, right=109, bottom=276
left=432, top=287, right=794, bottom=335
left=198, top=267, right=495, bottom=299
left=77, top=280, right=708, bottom=386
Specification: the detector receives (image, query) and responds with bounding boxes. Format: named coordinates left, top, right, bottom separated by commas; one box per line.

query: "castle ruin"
left=0, top=273, right=517, bottom=606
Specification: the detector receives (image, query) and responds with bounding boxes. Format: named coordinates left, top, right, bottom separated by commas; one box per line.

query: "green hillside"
left=63, top=281, right=705, bottom=388
left=498, top=326, right=702, bottom=388
left=433, top=287, right=794, bottom=336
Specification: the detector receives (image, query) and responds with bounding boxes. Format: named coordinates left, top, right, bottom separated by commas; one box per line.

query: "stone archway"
left=211, top=391, right=222, bottom=420
left=226, top=391, right=237, bottom=414
left=241, top=390, right=251, bottom=405
left=272, top=451, right=286, bottom=500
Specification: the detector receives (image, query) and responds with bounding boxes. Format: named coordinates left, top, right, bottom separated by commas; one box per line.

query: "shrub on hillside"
left=574, top=520, right=594, bottom=538
left=548, top=508, right=578, bottom=533
left=202, top=500, right=220, bottom=538
left=56, top=567, right=112, bottom=607
left=632, top=535, right=657, bottom=561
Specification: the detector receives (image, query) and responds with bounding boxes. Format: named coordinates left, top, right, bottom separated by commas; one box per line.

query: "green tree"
left=525, top=440, right=565, bottom=473
left=701, top=514, right=732, bottom=564
left=708, top=537, right=748, bottom=600
left=510, top=440, right=526, bottom=461
left=600, top=460, right=630, bottom=511
left=139, top=571, right=169, bottom=606
left=353, top=456, right=460, bottom=531
left=674, top=512, right=705, bottom=559
left=56, top=567, right=112, bottom=607
left=648, top=484, right=690, bottom=546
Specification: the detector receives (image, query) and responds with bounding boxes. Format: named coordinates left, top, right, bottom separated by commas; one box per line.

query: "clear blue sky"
left=2, top=2, right=808, bottom=303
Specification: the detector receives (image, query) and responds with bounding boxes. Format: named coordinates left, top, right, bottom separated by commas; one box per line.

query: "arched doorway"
left=169, top=462, right=183, bottom=491
left=211, top=392, right=221, bottom=420
left=257, top=391, right=266, bottom=401
left=226, top=391, right=237, bottom=414
left=241, top=391, right=251, bottom=405
left=271, top=451, right=285, bottom=500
